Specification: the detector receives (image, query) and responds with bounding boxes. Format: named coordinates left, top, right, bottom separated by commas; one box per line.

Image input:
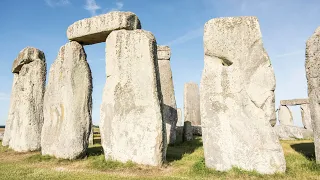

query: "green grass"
left=1, top=136, right=320, bottom=179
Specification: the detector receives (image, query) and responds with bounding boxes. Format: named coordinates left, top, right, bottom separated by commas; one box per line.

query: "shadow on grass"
left=166, top=136, right=203, bottom=163
left=87, top=145, right=104, bottom=157
left=291, top=142, right=315, bottom=160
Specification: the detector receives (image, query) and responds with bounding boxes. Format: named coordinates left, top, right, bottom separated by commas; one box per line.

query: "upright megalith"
left=177, top=108, right=183, bottom=126
left=176, top=108, right=183, bottom=144
left=301, top=104, right=313, bottom=130
left=278, top=105, right=293, bottom=126
left=306, top=26, right=320, bottom=163
left=157, top=45, right=177, bottom=145
left=184, top=83, right=201, bottom=126
left=100, top=30, right=165, bottom=166
left=200, top=16, right=286, bottom=174
left=67, top=11, right=141, bottom=45
left=2, top=47, right=46, bottom=152
left=41, top=41, right=92, bottom=160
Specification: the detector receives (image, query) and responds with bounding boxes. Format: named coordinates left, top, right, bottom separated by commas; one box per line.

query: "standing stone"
left=67, top=11, right=141, bottom=45
left=41, top=41, right=92, bottom=160
left=176, top=108, right=183, bottom=144
left=100, top=30, right=165, bottom=166
left=278, top=105, right=293, bottom=126
left=301, top=104, right=313, bottom=130
left=184, top=83, right=201, bottom=126
left=157, top=45, right=177, bottom=145
left=201, top=17, right=286, bottom=174
left=177, top=108, right=183, bottom=126
left=183, top=121, right=193, bottom=141
left=2, top=47, right=46, bottom=152
left=306, top=27, right=320, bottom=163
left=89, top=126, right=94, bottom=146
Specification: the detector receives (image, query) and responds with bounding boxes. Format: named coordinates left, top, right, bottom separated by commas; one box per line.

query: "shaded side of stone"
left=184, top=82, right=201, bottom=126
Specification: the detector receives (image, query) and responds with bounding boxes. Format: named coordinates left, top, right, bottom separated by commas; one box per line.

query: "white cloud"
left=275, top=50, right=304, bottom=58
left=105, top=0, right=124, bottom=13
left=84, top=0, right=101, bottom=16
left=0, top=92, right=9, bottom=101
left=45, top=0, right=70, bottom=7
left=166, top=27, right=203, bottom=46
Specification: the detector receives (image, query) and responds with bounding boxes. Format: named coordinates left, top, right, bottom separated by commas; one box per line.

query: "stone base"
left=192, top=125, right=202, bottom=136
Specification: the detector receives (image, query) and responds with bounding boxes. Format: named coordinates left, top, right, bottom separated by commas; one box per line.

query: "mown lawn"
left=0, top=134, right=320, bottom=179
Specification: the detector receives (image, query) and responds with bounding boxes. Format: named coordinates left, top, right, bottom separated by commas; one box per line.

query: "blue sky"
left=0, top=0, right=319, bottom=126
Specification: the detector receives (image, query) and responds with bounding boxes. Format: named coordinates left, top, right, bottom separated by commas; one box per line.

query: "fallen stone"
left=301, top=104, right=313, bottom=130
left=41, top=41, right=92, bottom=159
left=200, top=16, right=286, bottom=174
left=278, top=105, right=293, bottom=126
left=67, top=11, right=141, bottom=45
left=184, top=82, right=201, bottom=126
left=158, top=45, right=177, bottom=145
left=193, top=125, right=202, bottom=136
left=306, top=26, right=320, bottom=163
left=274, top=125, right=313, bottom=140
left=100, top=30, right=165, bottom=166
left=183, top=121, right=193, bottom=142
left=280, top=99, right=309, bottom=106
left=2, top=47, right=46, bottom=152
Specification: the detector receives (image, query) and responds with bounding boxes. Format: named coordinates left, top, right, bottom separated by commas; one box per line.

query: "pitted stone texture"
left=2, top=47, right=46, bottom=152
left=177, top=108, right=183, bottom=126
left=157, top=45, right=171, bottom=60
left=67, top=11, right=141, bottom=45
left=306, top=27, right=320, bottom=163
left=184, top=83, right=201, bottom=126
left=89, top=126, right=94, bottom=146
left=193, top=126, right=202, bottom=136
left=278, top=106, right=293, bottom=126
left=158, top=45, right=177, bottom=145
left=200, top=16, right=286, bottom=174
left=301, top=104, right=313, bottom=130
left=12, top=47, right=45, bottom=73
left=280, top=99, right=309, bottom=106
left=274, top=125, right=313, bottom=140
left=100, top=30, right=165, bottom=166
left=41, top=41, right=92, bottom=160
left=183, top=121, right=193, bottom=142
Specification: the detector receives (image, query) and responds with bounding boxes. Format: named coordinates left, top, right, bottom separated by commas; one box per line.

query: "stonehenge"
left=184, top=82, right=201, bottom=126
left=280, top=99, right=309, bottom=106
left=176, top=108, right=183, bottom=144
left=306, top=26, right=320, bottom=163
left=301, top=104, right=313, bottom=130
left=275, top=125, right=313, bottom=140
left=200, top=16, right=286, bottom=174
left=100, top=30, right=165, bottom=166
left=2, top=47, right=46, bottom=152
left=278, top=105, right=293, bottom=126
left=157, top=45, right=177, bottom=145
left=41, top=41, right=92, bottom=159
left=67, top=11, right=141, bottom=45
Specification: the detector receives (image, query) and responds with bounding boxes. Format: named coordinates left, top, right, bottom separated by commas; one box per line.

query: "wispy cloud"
left=104, top=0, right=124, bottom=13
left=275, top=50, right=304, bottom=58
left=45, top=0, right=70, bottom=7
left=166, top=27, right=203, bottom=46
left=84, top=0, right=101, bottom=16
left=0, top=92, right=9, bottom=101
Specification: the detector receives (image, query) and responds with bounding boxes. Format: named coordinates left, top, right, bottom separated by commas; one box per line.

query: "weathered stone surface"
left=274, top=125, right=313, bottom=140
left=193, top=125, right=202, bottom=136
left=41, top=41, right=92, bottom=159
left=177, top=108, right=183, bottom=126
left=184, top=82, right=201, bottom=126
left=306, top=27, right=320, bottom=163
left=280, top=99, right=309, bottom=106
left=200, top=16, right=286, bottom=174
left=2, top=47, right=46, bottom=152
left=278, top=105, right=293, bottom=126
left=183, top=121, right=193, bottom=142
left=0, top=132, right=3, bottom=141
left=157, top=45, right=171, bottom=60
left=158, top=45, right=177, bottom=145
left=67, top=11, right=141, bottom=45
left=301, top=104, right=313, bottom=130
left=100, top=30, right=165, bottom=166
left=89, top=126, right=94, bottom=146
left=270, top=110, right=277, bottom=127
left=175, top=126, right=183, bottom=144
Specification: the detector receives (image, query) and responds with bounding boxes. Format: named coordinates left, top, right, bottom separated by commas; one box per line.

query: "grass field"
left=0, top=131, right=319, bottom=179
